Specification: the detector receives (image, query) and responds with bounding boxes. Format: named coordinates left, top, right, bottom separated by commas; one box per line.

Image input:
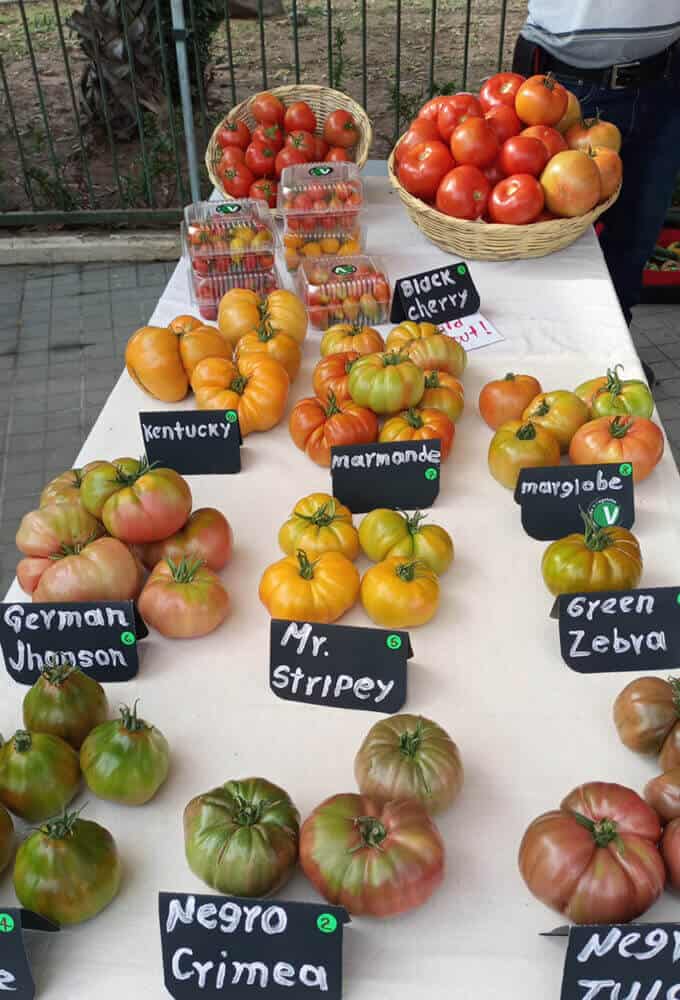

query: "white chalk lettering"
left=271, top=664, right=394, bottom=705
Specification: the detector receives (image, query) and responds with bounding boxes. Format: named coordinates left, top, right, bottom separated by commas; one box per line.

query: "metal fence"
left=0, top=0, right=525, bottom=227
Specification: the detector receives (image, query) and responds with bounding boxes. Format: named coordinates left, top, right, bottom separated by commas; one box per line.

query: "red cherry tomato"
left=245, top=140, right=277, bottom=177
left=218, top=161, right=254, bottom=198
left=488, top=173, right=545, bottom=224
left=521, top=124, right=568, bottom=159
left=249, top=178, right=278, bottom=208
left=498, top=135, right=549, bottom=177
left=417, top=96, right=447, bottom=123
left=313, top=136, right=329, bottom=160
left=251, top=91, right=285, bottom=125
left=252, top=123, right=284, bottom=152
left=323, top=110, right=360, bottom=148
left=435, top=165, right=490, bottom=220
left=450, top=117, right=499, bottom=168
left=325, top=147, right=351, bottom=162
left=395, top=119, right=441, bottom=163
left=479, top=72, right=526, bottom=112
left=485, top=105, right=522, bottom=144
left=398, top=140, right=454, bottom=201
left=285, top=129, right=316, bottom=160
left=284, top=100, right=317, bottom=134
left=275, top=146, right=308, bottom=176
left=437, top=94, right=483, bottom=141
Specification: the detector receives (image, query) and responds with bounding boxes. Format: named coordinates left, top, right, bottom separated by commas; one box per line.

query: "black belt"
left=540, top=45, right=674, bottom=89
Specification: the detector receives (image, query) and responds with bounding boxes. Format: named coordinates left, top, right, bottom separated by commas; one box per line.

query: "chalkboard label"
left=0, top=908, right=58, bottom=1000
left=557, top=923, right=680, bottom=1000
left=515, top=463, right=635, bottom=540
left=390, top=262, right=480, bottom=324
left=140, top=410, right=242, bottom=475
left=0, top=601, right=147, bottom=685
left=270, top=620, right=411, bottom=714
left=330, top=440, right=440, bottom=513
left=558, top=586, right=680, bottom=674
left=159, top=892, right=349, bottom=1000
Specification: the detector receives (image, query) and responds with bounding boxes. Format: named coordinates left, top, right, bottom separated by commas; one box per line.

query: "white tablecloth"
left=3, top=177, right=680, bottom=999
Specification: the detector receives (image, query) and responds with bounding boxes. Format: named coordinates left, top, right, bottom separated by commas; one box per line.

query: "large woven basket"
left=206, top=85, right=372, bottom=212
left=387, top=149, right=621, bottom=261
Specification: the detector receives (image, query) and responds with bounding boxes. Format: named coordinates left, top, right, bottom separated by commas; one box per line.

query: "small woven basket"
left=207, top=85, right=373, bottom=213
left=387, top=148, right=621, bottom=261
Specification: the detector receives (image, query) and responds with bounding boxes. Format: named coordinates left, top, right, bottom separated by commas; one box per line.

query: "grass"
left=0, top=2, right=59, bottom=57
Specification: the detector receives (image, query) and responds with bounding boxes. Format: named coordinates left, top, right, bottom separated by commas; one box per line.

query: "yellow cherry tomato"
left=361, top=557, right=440, bottom=628
left=259, top=549, right=360, bottom=624
left=278, top=494, right=359, bottom=560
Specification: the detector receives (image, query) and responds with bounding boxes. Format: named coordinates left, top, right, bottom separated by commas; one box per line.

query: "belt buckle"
left=610, top=60, right=640, bottom=89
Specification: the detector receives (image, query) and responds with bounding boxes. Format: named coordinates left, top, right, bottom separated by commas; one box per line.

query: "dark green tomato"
left=0, top=730, right=80, bottom=823
left=14, top=810, right=121, bottom=925
left=184, top=777, right=299, bottom=896
left=23, top=662, right=108, bottom=749
left=0, top=805, right=13, bottom=875
left=80, top=703, right=169, bottom=806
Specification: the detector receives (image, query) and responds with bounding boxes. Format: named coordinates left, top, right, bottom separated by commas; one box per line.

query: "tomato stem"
left=230, top=792, right=272, bottom=826
left=325, top=391, right=342, bottom=417
left=530, top=400, right=550, bottom=417
left=604, top=364, right=625, bottom=398
left=13, top=730, right=32, bottom=753
left=49, top=531, right=99, bottom=561
left=609, top=415, right=632, bottom=439
left=399, top=718, right=425, bottom=758
left=382, top=352, right=407, bottom=367
left=395, top=560, right=421, bottom=582
left=114, top=456, right=156, bottom=486
left=41, top=657, right=78, bottom=686
left=352, top=816, right=387, bottom=851
left=579, top=508, right=615, bottom=551
left=404, top=408, right=424, bottom=429
left=296, top=549, right=317, bottom=580
left=166, top=556, right=205, bottom=583
left=299, top=499, right=344, bottom=528
left=504, top=373, right=516, bottom=381
left=119, top=700, right=148, bottom=733
left=404, top=510, right=427, bottom=535
left=257, top=321, right=276, bottom=343
left=572, top=810, right=624, bottom=851
left=38, top=805, right=86, bottom=840
left=515, top=422, right=537, bottom=441
left=230, top=375, right=249, bottom=395
left=424, top=371, right=441, bottom=389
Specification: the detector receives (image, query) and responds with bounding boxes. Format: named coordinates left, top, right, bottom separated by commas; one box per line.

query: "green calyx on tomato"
left=165, top=556, right=205, bottom=584
left=322, top=391, right=342, bottom=417
left=580, top=508, right=618, bottom=552
left=395, top=560, right=422, bottom=582
left=12, top=730, right=33, bottom=753
left=37, top=658, right=78, bottom=685
left=399, top=717, right=427, bottom=758
left=424, top=371, right=443, bottom=388
left=117, top=700, right=148, bottom=734
left=403, top=408, right=425, bottom=429
left=351, top=815, right=387, bottom=851
left=255, top=321, right=278, bottom=344
left=295, top=549, right=318, bottom=580
left=112, top=456, right=157, bottom=487
left=609, top=416, right=633, bottom=438
left=48, top=532, right=100, bottom=561
left=38, top=804, right=85, bottom=840
left=229, top=374, right=249, bottom=395
left=217, top=791, right=278, bottom=827
left=529, top=399, right=550, bottom=417
left=515, top=422, right=538, bottom=440
left=572, top=810, right=624, bottom=852
left=383, top=352, right=408, bottom=367
left=297, top=498, right=345, bottom=528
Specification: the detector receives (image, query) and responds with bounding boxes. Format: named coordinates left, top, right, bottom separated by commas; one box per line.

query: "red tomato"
left=323, top=110, right=359, bottom=148
left=450, top=117, right=499, bottom=168
left=437, top=93, right=483, bottom=141
left=515, top=73, right=568, bottom=126
left=498, top=135, right=548, bottom=177
left=251, top=91, right=285, bottom=125
left=249, top=178, right=278, bottom=207
left=325, top=147, right=351, bottom=162
left=488, top=174, right=544, bottom=224
left=395, top=119, right=441, bottom=164
left=313, top=136, right=329, bottom=160
left=138, top=558, right=229, bottom=639
left=216, top=120, right=250, bottom=150
left=137, top=507, right=232, bottom=572
left=275, top=146, right=308, bottom=175
left=284, top=100, right=316, bottom=134
left=484, top=159, right=505, bottom=186
left=521, top=124, right=568, bottom=158
left=252, top=123, right=284, bottom=152
left=435, top=165, right=490, bottom=220
left=484, top=105, right=522, bottom=143
left=417, top=96, right=446, bottom=123
left=215, top=147, right=245, bottom=176
left=219, top=162, right=254, bottom=198
left=245, top=140, right=277, bottom=177
left=285, top=129, right=316, bottom=160
left=479, top=71, right=525, bottom=111
left=398, top=140, right=454, bottom=201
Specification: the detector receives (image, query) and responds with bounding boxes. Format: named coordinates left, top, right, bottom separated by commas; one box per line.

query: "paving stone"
left=652, top=360, right=680, bottom=381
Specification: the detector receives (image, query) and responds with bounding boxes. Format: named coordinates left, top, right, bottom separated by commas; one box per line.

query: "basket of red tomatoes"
left=207, top=86, right=372, bottom=216
left=388, top=72, right=622, bottom=260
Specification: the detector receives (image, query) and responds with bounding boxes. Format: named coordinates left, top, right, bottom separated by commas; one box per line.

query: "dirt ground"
left=0, top=0, right=528, bottom=217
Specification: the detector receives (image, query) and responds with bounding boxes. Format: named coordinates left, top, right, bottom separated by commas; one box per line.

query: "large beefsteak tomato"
left=313, top=351, right=360, bottom=402
left=361, top=557, right=440, bottom=628
left=320, top=324, right=385, bottom=357
left=289, top=392, right=379, bottom=467
left=278, top=494, right=359, bottom=561
left=259, top=549, right=360, bottom=624
left=136, top=507, right=232, bottom=572
left=348, top=353, right=425, bottom=415
left=541, top=511, right=642, bottom=596
left=613, top=676, right=680, bottom=770
left=488, top=420, right=561, bottom=489
left=16, top=502, right=104, bottom=558
left=191, top=355, right=290, bottom=435
left=569, top=415, right=664, bottom=483
left=379, top=407, right=455, bottom=461
left=575, top=365, right=654, bottom=419
left=421, top=370, right=464, bottom=423
left=359, top=509, right=453, bottom=575
left=18, top=536, right=142, bottom=604
left=23, top=662, right=108, bottom=750
left=80, top=702, right=169, bottom=805
left=138, top=557, right=229, bottom=638
left=218, top=289, right=307, bottom=350
left=0, top=730, right=80, bottom=822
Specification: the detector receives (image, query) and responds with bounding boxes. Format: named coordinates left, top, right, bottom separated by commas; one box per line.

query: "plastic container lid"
left=296, top=254, right=391, bottom=330
left=277, top=162, right=363, bottom=215
left=183, top=199, right=278, bottom=259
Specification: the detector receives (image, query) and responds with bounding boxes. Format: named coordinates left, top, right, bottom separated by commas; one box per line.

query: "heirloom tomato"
left=320, top=323, right=385, bottom=357
left=394, top=120, right=441, bottom=164
left=575, top=365, right=654, bottom=419
left=259, top=548, right=360, bottom=624
left=663, top=819, right=680, bottom=890
left=613, top=675, right=680, bottom=770
left=520, top=124, right=567, bottom=158
left=16, top=502, right=104, bottom=558
left=540, top=150, right=601, bottom=216
left=313, top=351, right=360, bottom=402
left=40, top=461, right=107, bottom=507
left=435, top=165, right=490, bottom=220
left=556, top=90, right=581, bottom=133
left=379, top=407, right=455, bottom=461
left=541, top=511, right=642, bottom=597
left=81, top=459, right=192, bottom=544
left=479, top=372, right=542, bottom=429
left=518, top=782, right=665, bottom=924
left=498, top=135, right=548, bottom=177
left=359, top=509, right=453, bottom=575
left=0, top=730, right=80, bottom=822
left=191, top=355, right=290, bottom=435
left=348, top=352, right=425, bottom=415
left=18, top=536, right=143, bottom=604
left=590, top=146, right=623, bottom=201
left=323, top=110, right=359, bottom=148
left=386, top=321, right=437, bottom=351
left=284, top=100, right=316, bottom=133
left=289, top=392, right=378, bottom=467
left=125, top=321, right=232, bottom=401
left=488, top=174, right=544, bottom=224
left=235, top=323, right=302, bottom=381
left=484, top=104, right=522, bottom=143
left=81, top=702, right=169, bottom=805
left=522, top=389, right=589, bottom=451
left=23, top=662, right=108, bottom=750
left=0, top=806, right=12, bottom=875
left=515, top=73, right=568, bottom=126
left=436, top=93, right=483, bottom=141
left=251, top=91, right=285, bottom=125
left=218, top=288, right=307, bottom=349
left=488, top=420, right=561, bottom=489
left=137, top=507, right=232, bottom=572
left=449, top=118, right=499, bottom=169
left=278, top=493, right=359, bottom=561
left=479, top=71, right=525, bottom=111
left=397, top=141, right=454, bottom=201
left=138, top=557, right=229, bottom=639
left=421, top=370, right=464, bottom=423
left=569, top=415, right=664, bottom=483
left=386, top=323, right=467, bottom=377
left=299, top=793, right=444, bottom=917
left=14, top=809, right=121, bottom=925
left=184, top=777, right=299, bottom=896
left=216, top=119, right=251, bottom=150
left=354, top=714, right=463, bottom=814
left=645, top=768, right=680, bottom=823
left=361, top=557, right=440, bottom=628
left=566, top=116, right=622, bottom=153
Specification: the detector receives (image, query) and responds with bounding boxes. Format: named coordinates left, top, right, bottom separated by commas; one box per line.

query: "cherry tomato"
left=249, top=177, right=278, bottom=207
left=435, top=165, right=490, bottom=220
left=216, top=120, right=250, bottom=150
left=450, top=117, right=499, bottom=168
left=498, top=136, right=548, bottom=177
left=323, top=109, right=359, bottom=148
left=479, top=72, right=526, bottom=111
left=484, top=104, right=522, bottom=143
left=521, top=124, right=567, bottom=158
left=252, top=123, right=284, bottom=151
left=394, top=119, right=441, bottom=163
left=488, top=174, right=544, bottom=224
left=275, top=146, right=308, bottom=175
left=325, top=146, right=351, bottom=162
left=285, top=128, right=316, bottom=160
left=251, top=91, right=285, bottom=125
left=398, top=140, right=454, bottom=201
left=245, top=140, right=277, bottom=177
left=437, top=93, right=483, bottom=141
left=219, top=161, right=255, bottom=198
left=284, top=100, right=317, bottom=133
left=515, top=73, right=568, bottom=126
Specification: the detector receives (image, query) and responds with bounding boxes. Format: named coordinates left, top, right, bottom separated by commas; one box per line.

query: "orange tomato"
left=540, top=150, right=601, bottom=217
left=289, top=393, right=379, bottom=467
left=522, top=389, right=589, bottom=451
left=555, top=90, right=581, bottom=134
left=569, top=415, right=664, bottom=483
left=566, top=117, right=622, bottom=153
left=515, top=74, right=568, bottom=126
left=312, top=351, right=361, bottom=403
left=235, top=324, right=302, bottom=381
left=190, top=355, right=290, bottom=435
left=320, top=324, right=385, bottom=357
left=125, top=321, right=231, bottom=402
left=379, top=407, right=455, bottom=461
left=421, top=370, right=464, bottom=423
left=218, top=289, right=307, bottom=349
left=259, top=549, right=360, bottom=624
left=479, top=373, right=543, bottom=429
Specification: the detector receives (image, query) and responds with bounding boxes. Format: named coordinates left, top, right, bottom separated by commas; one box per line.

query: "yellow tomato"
left=385, top=322, right=439, bottom=352
left=259, top=549, right=360, bottom=624
left=358, top=510, right=453, bottom=575
left=361, top=557, right=440, bottom=628
left=278, top=494, right=359, bottom=560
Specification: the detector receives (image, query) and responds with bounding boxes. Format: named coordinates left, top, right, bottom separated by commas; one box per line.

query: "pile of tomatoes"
left=214, top=90, right=361, bottom=207
left=298, top=256, right=391, bottom=329
left=394, top=72, right=622, bottom=224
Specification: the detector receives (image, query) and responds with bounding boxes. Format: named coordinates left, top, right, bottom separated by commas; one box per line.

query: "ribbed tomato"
left=289, top=393, right=379, bottom=467
left=278, top=493, right=359, bottom=560
left=138, top=557, right=230, bottom=639
left=421, top=370, right=464, bottom=423
left=569, top=415, right=664, bottom=483
left=136, top=507, right=233, bottom=573
left=348, top=353, right=425, bottom=415
left=541, top=512, right=642, bottom=597
left=312, top=351, right=360, bottom=402
left=379, top=407, right=455, bottom=461
left=488, top=420, right=561, bottom=489
left=17, top=536, right=143, bottom=604
left=522, top=389, right=589, bottom=452
left=614, top=675, right=680, bottom=770
left=23, top=662, right=108, bottom=750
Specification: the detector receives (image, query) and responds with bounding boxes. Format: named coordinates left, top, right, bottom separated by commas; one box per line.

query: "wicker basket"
left=387, top=149, right=621, bottom=261
left=206, top=86, right=373, bottom=213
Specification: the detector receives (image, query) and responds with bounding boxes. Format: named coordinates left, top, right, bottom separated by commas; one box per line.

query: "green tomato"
left=184, top=777, right=299, bottom=896
left=348, top=352, right=425, bottom=415
left=23, top=661, right=108, bottom=749
left=0, top=805, right=13, bottom=875
left=0, top=730, right=80, bottom=823
left=14, top=809, right=121, bottom=925
left=80, top=702, right=169, bottom=805
left=358, top=509, right=454, bottom=575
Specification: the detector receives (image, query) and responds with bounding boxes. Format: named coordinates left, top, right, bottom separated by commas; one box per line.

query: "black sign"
left=0, top=908, right=59, bottom=1000
left=159, top=892, right=349, bottom=1000
left=140, top=410, right=241, bottom=475
left=558, top=586, right=680, bottom=675
left=555, top=922, right=680, bottom=1000
left=0, top=600, right=147, bottom=685
left=515, top=462, right=635, bottom=541
left=330, top=440, right=440, bottom=514
left=390, top=261, right=480, bottom=325
left=270, top=620, right=411, bottom=713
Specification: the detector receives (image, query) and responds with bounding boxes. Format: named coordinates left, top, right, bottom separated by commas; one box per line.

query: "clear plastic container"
left=278, top=162, right=364, bottom=272
left=188, top=265, right=280, bottom=322
left=183, top=199, right=278, bottom=278
left=295, top=255, right=392, bottom=331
